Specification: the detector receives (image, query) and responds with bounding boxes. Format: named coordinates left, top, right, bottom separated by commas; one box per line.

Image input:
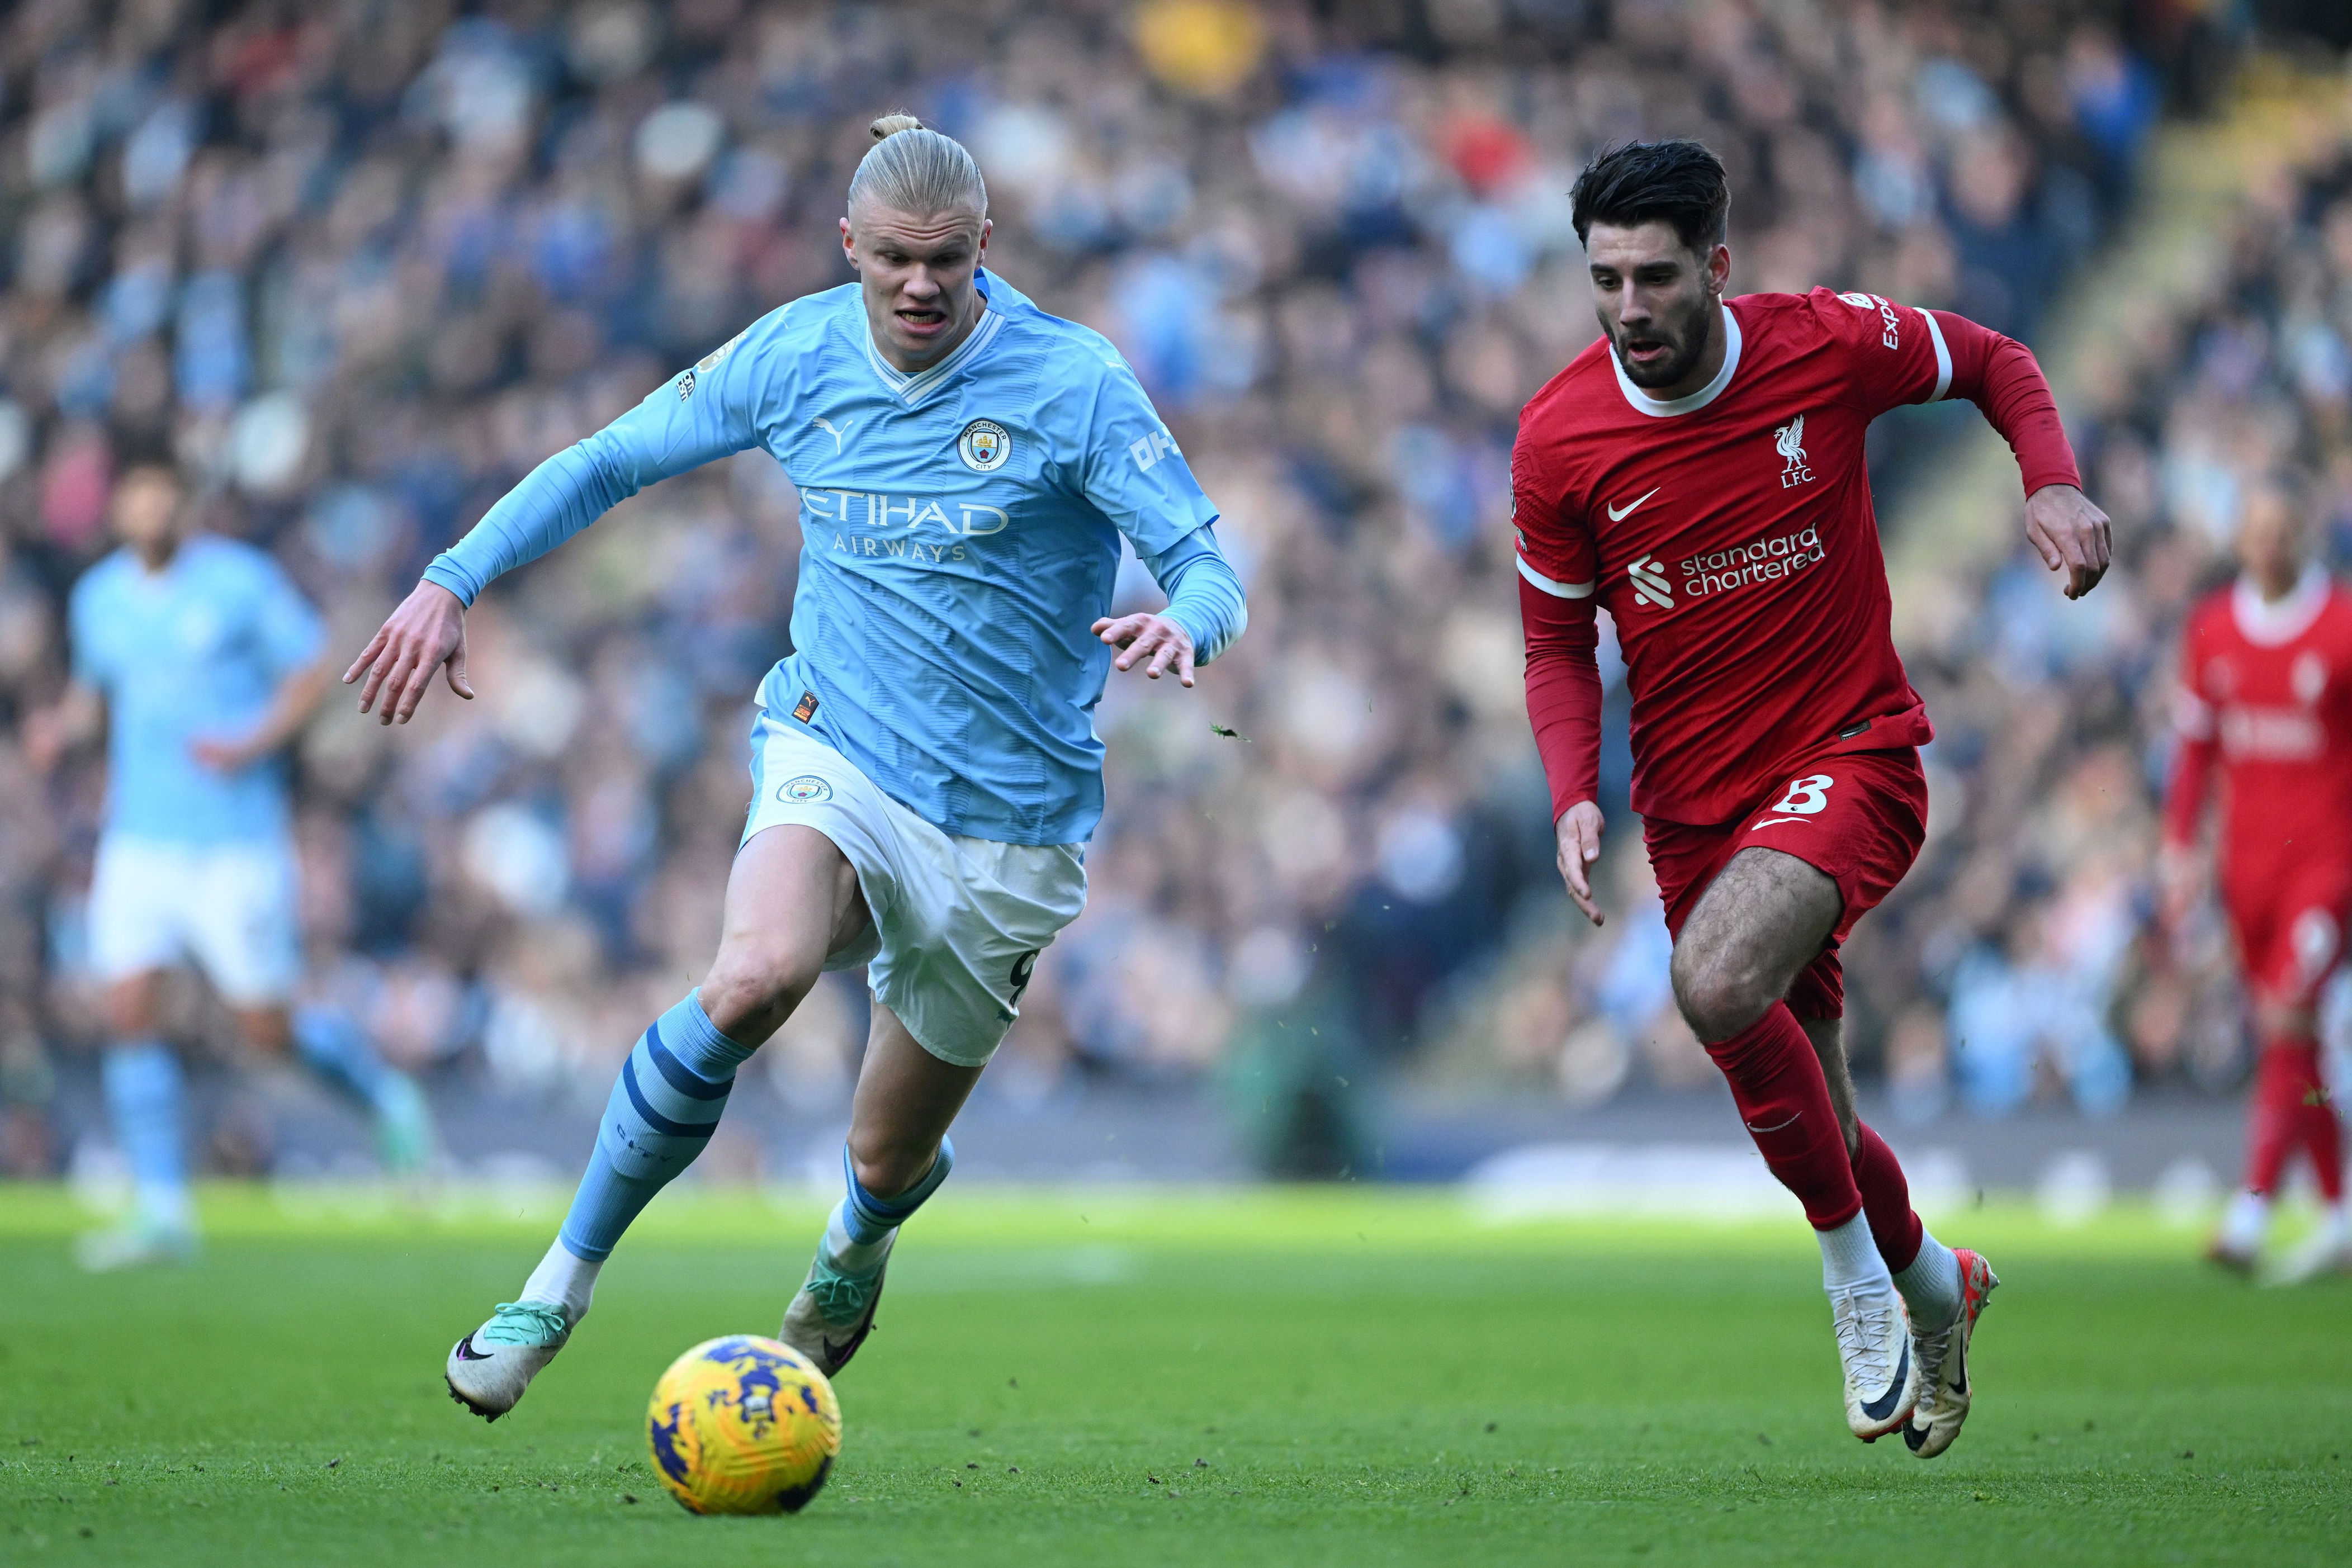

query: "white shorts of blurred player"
left=742, top=712, right=1086, bottom=1068
left=87, top=833, right=302, bottom=1006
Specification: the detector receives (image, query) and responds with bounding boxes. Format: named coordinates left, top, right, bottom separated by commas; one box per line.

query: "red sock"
left=1851, top=1121, right=1925, bottom=1273
left=2268, top=1040, right=2345, bottom=1202
left=2247, top=1040, right=2324, bottom=1197
left=1705, top=1003, right=1862, bottom=1231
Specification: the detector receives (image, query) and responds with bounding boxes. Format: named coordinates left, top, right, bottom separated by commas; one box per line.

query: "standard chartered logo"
left=1627, top=556, right=1674, bottom=608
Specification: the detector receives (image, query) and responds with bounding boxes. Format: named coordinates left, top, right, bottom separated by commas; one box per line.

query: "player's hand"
left=2026, top=483, right=2111, bottom=600
left=1555, top=800, right=1606, bottom=926
left=21, top=706, right=70, bottom=773
left=1093, top=613, right=1196, bottom=688
left=346, top=581, right=475, bottom=726
left=2154, top=844, right=2199, bottom=942
left=187, top=734, right=262, bottom=773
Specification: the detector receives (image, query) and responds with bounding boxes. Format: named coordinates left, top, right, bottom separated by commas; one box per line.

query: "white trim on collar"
left=2231, top=561, right=2331, bottom=647
left=1610, top=301, right=1742, bottom=418
left=863, top=307, right=1005, bottom=406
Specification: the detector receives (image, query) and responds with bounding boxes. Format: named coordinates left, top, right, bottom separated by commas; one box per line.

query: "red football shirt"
left=2164, top=567, right=2352, bottom=887
left=1516, top=288, right=1968, bottom=825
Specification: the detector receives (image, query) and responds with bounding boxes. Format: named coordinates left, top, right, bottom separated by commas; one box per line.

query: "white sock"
left=2319, top=1201, right=2350, bottom=1247
left=135, top=1179, right=194, bottom=1235
left=1818, top=1212, right=1895, bottom=1296
left=823, top=1200, right=892, bottom=1274
left=520, top=1239, right=601, bottom=1323
left=1892, top=1228, right=1963, bottom=1331
left=2218, top=1189, right=2270, bottom=1252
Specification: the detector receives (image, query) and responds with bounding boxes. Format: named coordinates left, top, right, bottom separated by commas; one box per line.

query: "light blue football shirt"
left=70, top=535, right=326, bottom=845
left=426, top=270, right=1244, bottom=845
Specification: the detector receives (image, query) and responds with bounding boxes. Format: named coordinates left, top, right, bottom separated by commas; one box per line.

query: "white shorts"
left=742, top=714, right=1087, bottom=1067
left=87, top=833, right=302, bottom=1006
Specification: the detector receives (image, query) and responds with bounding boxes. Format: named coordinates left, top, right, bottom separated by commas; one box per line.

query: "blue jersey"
left=427, top=271, right=1245, bottom=845
left=70, top=536, right=325, bottom=846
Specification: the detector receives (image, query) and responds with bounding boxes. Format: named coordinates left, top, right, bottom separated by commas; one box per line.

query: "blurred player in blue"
left=32, top=462, right=436, bottom=1271
left=346, top=113, right=1248, bottom=1420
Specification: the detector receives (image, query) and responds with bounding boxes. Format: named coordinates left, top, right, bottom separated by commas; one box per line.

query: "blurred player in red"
left=2162, top=475, right=2352, bottom=1283
left=1516, top=142, right=2109, bottom=1455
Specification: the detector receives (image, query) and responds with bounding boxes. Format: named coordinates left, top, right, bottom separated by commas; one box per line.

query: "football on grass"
left=645, top=1335, right=841, bottom=1514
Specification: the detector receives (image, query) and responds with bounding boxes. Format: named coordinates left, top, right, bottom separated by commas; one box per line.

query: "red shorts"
left=1643, top=749, right=1929, bottom=1021
left=2223, top=864, right=2352, bottom=1010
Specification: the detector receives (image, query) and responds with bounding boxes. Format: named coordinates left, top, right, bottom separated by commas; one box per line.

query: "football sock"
left=2245, top=1038, right=2325, bottom=1197
left=520, top=1238, right=602, bottom=1323
left=1849, top=1121, right=1925, bottom=1271
left=2218, top=1188, right=2270, bottom=1252
left=825, top=1136, right=955, bottom=1273
left=291, top=1004, right=406, bottom=1119
left=555, top=992, right=754, bottom=1263
left=1817, top=1211, right=1895, bottom=1296
left=101, top=1042, right=193, bottom=1235
left=1893, top=1229, right=1963, bottom=1330
left=1702, top=1003, right=1863, bottom=1231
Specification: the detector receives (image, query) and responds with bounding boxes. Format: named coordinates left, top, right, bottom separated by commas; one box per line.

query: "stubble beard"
left=1611, top=297, right=1712, bottom=390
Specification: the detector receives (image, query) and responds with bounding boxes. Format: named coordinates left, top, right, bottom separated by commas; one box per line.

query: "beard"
left=1610, top=298, right=1714, bottom=390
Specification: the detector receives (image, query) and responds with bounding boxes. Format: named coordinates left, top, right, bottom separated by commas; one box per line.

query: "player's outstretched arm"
left=344, top=580, right=474, bottom=726
left=1555, top=800, right=1606, bottom=927
left=1094, top=524, right=1249, bottom=688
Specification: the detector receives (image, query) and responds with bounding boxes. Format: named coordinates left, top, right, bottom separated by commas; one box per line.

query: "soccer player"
left=1515, top=142, right=2109, bottom=1454
left=2162, top=474, right=2352, bottom=1283
left=30, top=462, right=434, bottom=1271
left=345, top=115, right=1246, bottom=1420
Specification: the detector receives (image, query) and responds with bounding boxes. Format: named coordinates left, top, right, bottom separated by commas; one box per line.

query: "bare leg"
left=699, top=825, right=872, bottom=1045
left=846, top=1003, right=983, bottom=1197
left=1669, top=847, right=1841, bottom=1041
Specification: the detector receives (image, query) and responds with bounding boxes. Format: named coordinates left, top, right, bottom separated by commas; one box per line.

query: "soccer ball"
left=645, top=1335, right=841, bottom=1514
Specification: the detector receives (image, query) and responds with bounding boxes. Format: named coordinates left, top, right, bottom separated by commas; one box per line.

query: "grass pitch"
left=1, top=1185, right=2346, bottom=1566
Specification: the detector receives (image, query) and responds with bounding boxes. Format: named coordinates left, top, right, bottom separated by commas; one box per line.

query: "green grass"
left=1, top=1185, right=2347, bottom=1565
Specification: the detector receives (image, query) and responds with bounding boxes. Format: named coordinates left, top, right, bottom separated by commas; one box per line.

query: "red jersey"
left=1514, top=288, right=2079, bottom=826
left=2164, top=569, right=2352, bottom=884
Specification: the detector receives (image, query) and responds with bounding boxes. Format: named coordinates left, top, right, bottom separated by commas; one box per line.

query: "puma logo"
left=813, top=416, right=854, bottom=453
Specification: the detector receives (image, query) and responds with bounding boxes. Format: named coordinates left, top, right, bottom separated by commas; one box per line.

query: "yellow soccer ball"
left=645, top=1335, right=841, bottom=1515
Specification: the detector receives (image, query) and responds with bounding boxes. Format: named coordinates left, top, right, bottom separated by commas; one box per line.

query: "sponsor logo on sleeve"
left=1837, top=290, right=1901, bottom=349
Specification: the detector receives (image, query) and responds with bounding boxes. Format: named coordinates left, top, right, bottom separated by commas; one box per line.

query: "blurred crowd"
left=0, top=0, right=2225, bottom=1178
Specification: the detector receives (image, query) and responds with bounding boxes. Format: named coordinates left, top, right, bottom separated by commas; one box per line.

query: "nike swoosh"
left=1747, top=817, right=1810, bottom=831
left=1606, top=487, right=1660, bottom=522
left=1861, top=1340, right=1911, bottom=1423
left=453, top=1334, right=493, bottom=1362
left=1949, top=1337, right=1967, bottom=1397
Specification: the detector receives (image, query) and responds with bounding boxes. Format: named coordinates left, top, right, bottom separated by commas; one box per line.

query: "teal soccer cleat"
left=446, top=1301, right=572, bottom=1422
left=778, top=1233, right=894, bottom=1377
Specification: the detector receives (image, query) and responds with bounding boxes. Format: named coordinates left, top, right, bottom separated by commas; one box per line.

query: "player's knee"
left=845, top=1127, right=937, bottom=1200
left=699, top=938, right=824, bottom=1045
left=1669, top=940, right=1771, bottom=1043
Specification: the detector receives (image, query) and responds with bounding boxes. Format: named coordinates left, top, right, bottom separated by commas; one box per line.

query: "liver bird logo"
left=1774, top=414, right=1806, bottom=467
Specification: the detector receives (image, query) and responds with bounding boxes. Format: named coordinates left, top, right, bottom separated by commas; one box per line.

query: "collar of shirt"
left=1610, top=300, right=1744, bottom=419
left=2231, top=561, right=2331, bottom=647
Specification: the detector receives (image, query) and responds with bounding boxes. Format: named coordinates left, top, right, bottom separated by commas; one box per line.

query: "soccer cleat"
left=2261, top=1226, right=2352, bottom=1287
left=2203, top=1236, right=2259, bottom=1277
left=72, top=1220, right=197, bottom=1273
left=445, top=1301, right=572, bottom=1422
left=1904, top=1247, right=1998, bottom=1458
left=778, top=1233, right=894, bottom=1377
left=1830, top=1284, right=1917, bottom=1442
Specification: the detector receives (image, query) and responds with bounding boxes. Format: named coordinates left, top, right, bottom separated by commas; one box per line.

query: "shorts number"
left=1008, top=949, right=1040, bottom=1006
left=1771, top=774, right=1834, bottom=815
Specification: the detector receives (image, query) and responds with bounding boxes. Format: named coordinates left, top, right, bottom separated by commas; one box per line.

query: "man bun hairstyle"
left=848, top=111, right=987, bottom=220
left=1570, top=139, right=1731, bottom=255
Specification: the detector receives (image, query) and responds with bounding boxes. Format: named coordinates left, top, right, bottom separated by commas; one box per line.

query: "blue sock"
left=101, top=1043, right=193, bottom=1234
left=292, top=1005, right=401, bottom=1116
left=824, top=1136, right=954, bottom=1271
left=557, top=992, right=754, bottom=1262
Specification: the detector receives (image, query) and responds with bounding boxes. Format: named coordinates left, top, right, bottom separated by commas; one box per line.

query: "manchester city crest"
left=778, top=775, right=832, bottom=803
left=958, top=418, right=1011, bottom=472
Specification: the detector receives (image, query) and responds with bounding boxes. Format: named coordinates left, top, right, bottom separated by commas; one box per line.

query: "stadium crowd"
left=0, top=0, right=2214, bottom=1177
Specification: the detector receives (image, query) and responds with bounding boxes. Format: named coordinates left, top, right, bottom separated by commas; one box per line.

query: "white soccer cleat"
left=73, top=1220, right=197, bottom=1273
left=1831, top=1284, right=1918, bottom=1442
left=2261, top=1225, right=2352, bottom=1287
left=446, top=1301, right=572, bottom=1422
left=1904, top=1247, right=1998, bottom=1458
